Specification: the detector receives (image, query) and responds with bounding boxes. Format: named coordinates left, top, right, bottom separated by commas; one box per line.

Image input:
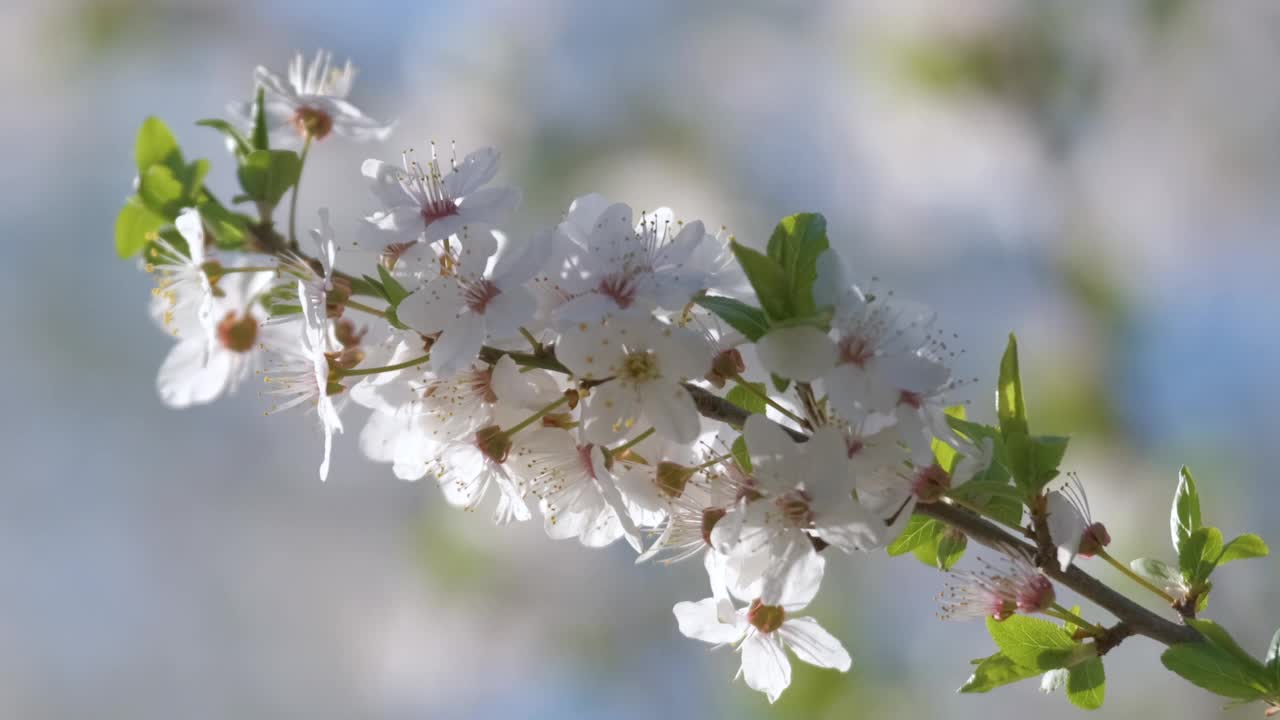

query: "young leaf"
left=1005, top=433, right=1069, bottom=495
left=1179, top=526, right=1224, bottom=586
left=1066, top=656, right=1106, bottom=710
left=1186, top=619, right=1268, bottom=673
left=997, top=333, right=1029, bottom=438
left=764, top=212, right=828, bottom=317
left=115, top=197, right=167, bottom=258
left=886, top=514, right=936, bottom=557
left=935, top=527, right=967, bottom=570
left=725, top=383, right=767, bottom=416
left=770, top=373, right=790, bottom=394
left=376, top=264, right=412, bottom=307
left=729, top=240, right=793, bottom=322
left=1265, top=629, right=1280, bottom=685
left=137, top=164, right=186, bottom=218
left=1162, top=642, right=1272, bottom=700
left=197, top=118, right=251, bottom=157
left=1171, top=465, right=1202, bottom=555
left=731, top=435, right=752, bottom=473
left=959, top=652, right=1041, bottom=693
left=135, top=116, right=183, bottom=174
left=986, top=615, right=1077, bottom=671
left=1128, top=558, right=1185, bottom=594
left=251, top=86, right=270, bottom=151
left=694, top=295, right=769, bottom=341
left=237, top=149, right=301, bottom=208
left=1219, top=534, right=1269, bottom=565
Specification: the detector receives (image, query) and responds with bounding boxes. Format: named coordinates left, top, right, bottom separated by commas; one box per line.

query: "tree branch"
left=917, top=502, right=1198, bottom=647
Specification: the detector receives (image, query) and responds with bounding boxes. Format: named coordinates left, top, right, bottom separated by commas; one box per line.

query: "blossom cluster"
left=125, top=51, right=1179, bottom=706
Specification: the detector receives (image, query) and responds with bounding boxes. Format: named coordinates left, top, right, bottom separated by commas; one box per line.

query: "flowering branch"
left=117, top=50, right=1279, bottom=712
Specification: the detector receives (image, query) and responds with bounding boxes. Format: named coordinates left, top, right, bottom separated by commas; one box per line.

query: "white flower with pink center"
left=550, top=195, right=716, bottom=326
left=673, top=551, right=851, bottom=703
left=361, top=144, right=521, bottom=247
left=397, top=230, right=552, bottom=377
left=242, top=50, right=393, bottom=146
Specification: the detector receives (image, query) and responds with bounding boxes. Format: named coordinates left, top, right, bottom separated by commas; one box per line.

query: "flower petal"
left=777, top=617, right=851, bottom=671
left=741, top=633, right=792, bottom=703
left=673, top=598, right=745, bottom=645
left=756, top=326, right=836, bottom=382
left=396, top=278, right=464, bottom=335
left=640, top=383, right=701, bottom=444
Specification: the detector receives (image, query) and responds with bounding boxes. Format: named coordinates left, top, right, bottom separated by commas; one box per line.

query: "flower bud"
left=706, top=348, right=746, bottom=388
left=1077, top=522, right=1111, bottom=557
left=334, top=318, right=365, bottom=348
left=540, top=412, right=577, bottom=430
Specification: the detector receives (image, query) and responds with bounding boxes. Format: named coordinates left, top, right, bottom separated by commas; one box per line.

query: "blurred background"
left=3, top=0, right=1279, bottom=717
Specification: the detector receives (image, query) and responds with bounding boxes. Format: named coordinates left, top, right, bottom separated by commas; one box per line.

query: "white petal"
left=156, top=342, right=232, bottom=408
left=444, top=146, right=500, bottom=197
left=457, top=186, right=521, bottom=227
left=812, top=249, right=850, bottom=308
left=364, top=206, right=426, bottom=245
left=492, top=228, right=554, bottom=286
left=640, top=383, right=701, bottom=444
left=361, top=158, right=413, bottom=209
left=175, top=208, right=205, bottom=265
left=480, top=285, right=536, bottom=342
left=673, top=598, right=745, bottom=645
left=813, top=501, right=887, bottom=552
left=429, top=314, right=487, bottom=378
left=756, top=326, right=836, bottom=382
left=396, top=279, right=464, bottom=335
left=1046, top=490, right=1087, bottom=571
left=581, top=382, right=639, bottom=445
left=885, top=352, right=949, bottom=394
left=778, top=617, right=851, bottom=671
left=800, top=427, right=853, bottom=507
left=761, top=536, right=825, bottom=609
left=741, top=634, right=792, bottom=703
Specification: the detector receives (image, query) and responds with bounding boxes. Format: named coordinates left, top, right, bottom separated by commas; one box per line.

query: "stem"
left=694, top=452, right=734, bottom=472
left=611, top=427, right=655, bottom=457
left=506, top=395, right=571, bottom=436
left=1098, top=548, right=1178, bottom=604
left=519, top=327, right=543, bottom=352
left=916, top=502, right=1198, bottom=647
left=731, top=374, right=807, bottom=428
left=1047, top=603, right=1104, bottom=635
left=942, top=496, right=1028, bottom=536
left=338, top=353, right=430, bottom=378
left=345, top=299, right=386, bottom=318
left=671, top=384, right=1201, bottom=649
left=288, top=133, right=313, bottom=252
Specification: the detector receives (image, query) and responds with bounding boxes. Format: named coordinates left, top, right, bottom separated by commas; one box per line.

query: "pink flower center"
left=776, top=491, right=814, bottom=527
left=898, top=390, right=924, bottom=409
left=597, top=271, right=638, bottom=309
left=747, top=600, right=786, bottom=634
left=292, top=106, right=333, bottom=140
left=216, top=311, right=258, bottom=353
left=838, top=336, right=874, bottom=367
left=463, top=279, right=501, bottom=314
left=420, top=197, right=460, bottom=225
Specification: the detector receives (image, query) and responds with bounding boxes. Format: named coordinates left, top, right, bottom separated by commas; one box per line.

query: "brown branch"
left=914, top=502, right=1198, bottom=647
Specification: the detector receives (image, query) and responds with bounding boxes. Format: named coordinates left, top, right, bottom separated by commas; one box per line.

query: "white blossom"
left=241, top=50, right=393, bottom=145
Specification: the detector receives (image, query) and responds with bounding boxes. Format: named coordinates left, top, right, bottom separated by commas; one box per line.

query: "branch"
left=917, top=502, right=1198, bottom=647
left=680, top=374, right=1201, bottom=649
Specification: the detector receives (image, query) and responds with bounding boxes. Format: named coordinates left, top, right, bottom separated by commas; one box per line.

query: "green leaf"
left=1172, top=466, right=1202, bottom=556
left=137, top=164, right=186, bottom=217
left=376, top=264, right=412, bottom=307
left=1066, top=656, right=1106, bottom=710
left=195, top=200, right=251, bottom=250
left=764, top=212, right=828, bottom=317
left=1162, top=642, right=1272, bottom=700
left=251, top=86, right=270, bottom=151
left=1265, top=629, right=1280, bottom=685
left=237, top=149, right=301, bottom=207
left=1179, top=526, right=1224, bottom=585
left=726, top=383, right=767, bottom=416
left=935, top=527, right=967, bottom=570
left=771, top=373, right=790, bottom=394
left=115, top=197, right=167, bottom=258
left=959, top=652, right=1041, bottom=693
left=197, top=118, right=251, bottom=157
left=932, top=407, right=965, bottom=472
left=694, top=295, right=769, bottom=341
left=886, top=514, right=936, bottom=557
left=997, top=333, right=1029, bottom=438
left=730, top=240, right=793, bottom=322
left=949, top=480, right=1028, bottom=504
left=1219, top=534, right=1269, bottom=565
left=1186, top=620, right=1266, bottom=671
left=731, top=435, right=752, bottom=473
left=1128, top=558, right=1184, bottom=593
left=351, top=275, right=388, bottom=300
left=1005, top=433, right=1069, bottom=495
left=986, top=615, right=1077, bottom=671
left=135, top=116, right=182, bottom=174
